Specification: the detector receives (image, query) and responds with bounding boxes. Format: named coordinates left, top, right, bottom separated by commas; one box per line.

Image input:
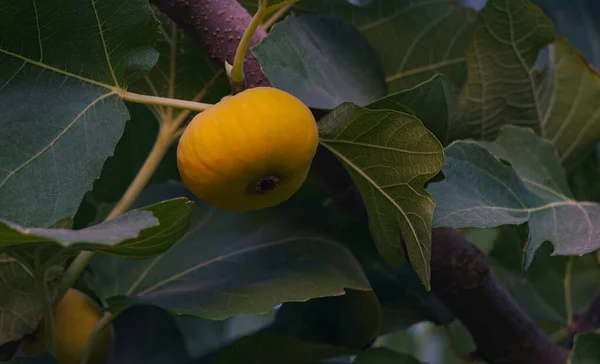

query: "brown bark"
left=431, top=228, right=569, bottom=364
left=150, top=0, right=270, bottom=90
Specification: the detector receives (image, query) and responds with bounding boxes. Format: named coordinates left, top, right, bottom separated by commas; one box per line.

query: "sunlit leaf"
left=0, top=0, right=159, bottom=227
left=318, top=103, right=444, bottom=289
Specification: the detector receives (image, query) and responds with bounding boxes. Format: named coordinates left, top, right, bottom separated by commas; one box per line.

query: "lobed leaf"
left=318, top=103, right=444, bottom=289
left=451, top=0, right=600, bottom=164
left=428, top=125, right=600, bottom=266
left=0, top=0, right=159, bottom=227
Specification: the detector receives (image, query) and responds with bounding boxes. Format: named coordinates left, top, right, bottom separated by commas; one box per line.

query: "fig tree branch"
left=150, top=0, right=271, bottom=90
left=431, top=228, right=569, bottom=364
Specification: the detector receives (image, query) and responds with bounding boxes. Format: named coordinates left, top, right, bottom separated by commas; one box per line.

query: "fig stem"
left=79, top=312, right=113, bottom=364
left=116, top=88, right=213, bottom=112
left=231, top=2, right=268, bottom=93
left=262, top=3, right=294, bottom=29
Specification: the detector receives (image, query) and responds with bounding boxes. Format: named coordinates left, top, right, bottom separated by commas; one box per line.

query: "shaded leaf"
left=3, top=353, right=59, bottom=364
left=488, top=227, right=600, bottom=332
left=0, top=255, right=62, bottom=345
left=533, top=0, right=600, bottom=68
left=85, top=182, right=371, bottom=319
left=253, top=14, right=386, bottom=109
left=318, top=103, right=444, bottom=289
left=452, top=0, right=600, bottom=164
left=568, top=332, right=600, bottom=364
left=196, top=331, right=350, bottom=364
left=428, top=125, right=600, bottom=266
left=0, top=0, right=159, bottom=227
left=2, top=198, right=193, bottom=268
left=376, top=321, right=475, bottom=364
left=367, top=74, right=456, bottom=144
left=450, top=0, right=554, bottom=141
left=273, top=289, right=381, bottom=350
left=131, top=10, right=229, bottom=120
left=108, top=305, right=192, bottom=364
left=73, top=102, right=179, bottom=229
left=302, top=0, right=477, bottom=93
left=352, top=348, right=423, bottom=364
left=568, top=146, right=600, bottom=202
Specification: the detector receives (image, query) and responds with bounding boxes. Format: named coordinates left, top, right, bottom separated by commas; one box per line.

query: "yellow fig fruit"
left=177, top=87, right=319, bottom=211
left=20, top=288, right=113, bottom=364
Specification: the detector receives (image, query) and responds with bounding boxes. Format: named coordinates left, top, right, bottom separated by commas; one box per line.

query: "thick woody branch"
left=150, top=0, right=271, bottom=89
left=431, top=228, right=569, bottom=364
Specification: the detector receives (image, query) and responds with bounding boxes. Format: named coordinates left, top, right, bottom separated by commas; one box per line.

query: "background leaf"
left=85, top=181, right=371, bottom=319
left=0, top=0, right=159, bottom=227
left=272, top=289, right=381, bottom=350
left=0, top=255, right=62, bottom=345
left=428, top=125, right=600, bottom=266
left=352, top=348, right=423, bottom=364
left=318, top=103, right=444, bottom=289
left=253, top=14, right=386, bottom=109
left=568, top=332, right=600, bottom=363
left=533, top=0, right=600, bottom=69
left=3, top=353, right=59, bottom=364
left=451, top=0, right=600, bottom=165
left=288, top=0, right=477, bottom=93
left=487, top=227, right=600, bottom=335
left=449, top=0, right=554, bottom=141
left=131, top=9, right=229, bottom=120
left=108, top=305, right=192, bottom=364
left=195, top=331, right=351, bottom=364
